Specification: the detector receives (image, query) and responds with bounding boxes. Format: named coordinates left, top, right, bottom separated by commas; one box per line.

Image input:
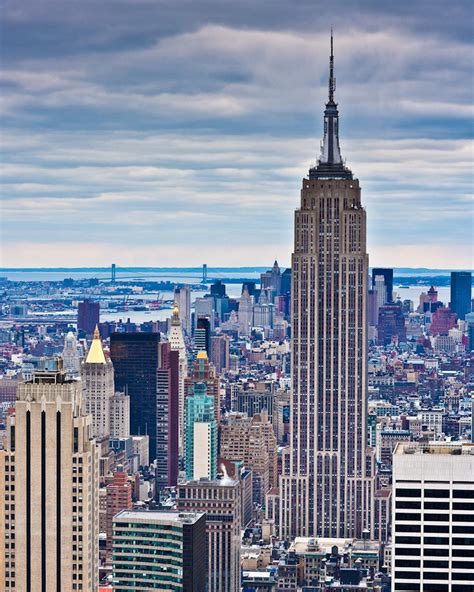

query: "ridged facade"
left=279, top=34, right=375, bottom=540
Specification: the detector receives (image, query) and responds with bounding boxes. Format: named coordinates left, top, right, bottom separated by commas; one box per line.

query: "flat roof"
left=395, top=442, right=474, bottom=456
left=179, top=477, right=239, bottom=487
left=113, top=510, right=205, bottom=525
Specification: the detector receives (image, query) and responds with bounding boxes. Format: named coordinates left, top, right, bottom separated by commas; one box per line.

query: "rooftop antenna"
left=329, top=28, right=336, bottom=103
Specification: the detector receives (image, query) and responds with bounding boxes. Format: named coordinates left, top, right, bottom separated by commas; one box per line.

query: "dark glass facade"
left=110, top=332, right=160, bottom=461
left=450, top=271, right=471, bottom=320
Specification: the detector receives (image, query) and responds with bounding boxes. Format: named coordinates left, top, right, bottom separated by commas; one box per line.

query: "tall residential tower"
left=280, top=33, right=375, bottom=539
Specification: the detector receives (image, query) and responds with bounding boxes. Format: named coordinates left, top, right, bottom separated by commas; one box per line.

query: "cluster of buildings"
left=0, top=35, right=473, bottom=592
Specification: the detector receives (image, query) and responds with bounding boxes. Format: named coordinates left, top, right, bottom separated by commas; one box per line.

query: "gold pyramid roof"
left=85, top=325, right=107, bottom=364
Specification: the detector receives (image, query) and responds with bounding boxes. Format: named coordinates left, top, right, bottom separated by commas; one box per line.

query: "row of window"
left=395, top=536, right=474, bottom=545
left=395, top=559, right=474, bottom=569
left=396, top=488, right=474, bottom=499
left=395, top=584, right=473, bottom=592
left=395, top=571, right=474, bottom=581
left=396, top=524, right=474, bottom=534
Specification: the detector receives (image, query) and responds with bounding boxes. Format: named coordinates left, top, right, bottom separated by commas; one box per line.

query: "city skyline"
left=2, top=0, right=473, bottom=269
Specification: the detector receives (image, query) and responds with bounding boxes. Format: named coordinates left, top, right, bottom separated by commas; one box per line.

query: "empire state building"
left=279, top=34, right=376, bottom=539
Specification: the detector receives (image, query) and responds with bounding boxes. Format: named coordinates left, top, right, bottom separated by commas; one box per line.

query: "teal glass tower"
left=185, top=382, right=218, bottom=481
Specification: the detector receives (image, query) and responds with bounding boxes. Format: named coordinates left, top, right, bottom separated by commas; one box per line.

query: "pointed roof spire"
left=329, top=27, right=335, bottom=103
left=309, top=29, right=353, bottom=181
left=85, top=324, right=107, bottom=364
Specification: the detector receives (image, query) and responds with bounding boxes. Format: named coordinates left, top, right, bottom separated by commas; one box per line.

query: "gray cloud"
left=1, top=0, right=473, bottom=268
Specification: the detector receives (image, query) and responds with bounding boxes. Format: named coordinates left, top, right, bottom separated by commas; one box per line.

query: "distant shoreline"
left=0, top=266, right=472, bottom=273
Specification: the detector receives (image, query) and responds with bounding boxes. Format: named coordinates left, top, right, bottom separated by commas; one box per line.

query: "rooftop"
left=395, top=442, right=474, bottom=456
left=113, top=510, right=205, bottom=525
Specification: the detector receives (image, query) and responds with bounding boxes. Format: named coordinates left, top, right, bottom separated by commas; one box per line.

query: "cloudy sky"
left=1, top=0, right=473, bottom=268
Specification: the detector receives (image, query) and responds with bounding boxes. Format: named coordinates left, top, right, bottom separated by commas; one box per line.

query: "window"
left=395, top=559, right=420, bottom=568
left=453, top=502, right=474, bottom=511
left=396, top=513, right=421, bottom=521
left=424, top=489, right=449, bottom=498
left=423, top=560, right=448, bottom=568
left=395, top=536, right=420, bottom=545
left=424, top=548, right=449, bottom=557
left=424, top=537, right=449, bottom=545
left=395, top=571, right=420, bottom=579
left=396, top=489, right=421, bottom=498
left=424, top=501, right=449, bottom=510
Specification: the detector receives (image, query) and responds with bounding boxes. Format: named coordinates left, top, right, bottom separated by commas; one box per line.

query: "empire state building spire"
left=310, top=31, right=353, bottom=180
left=279, top=29, right=377, bottom=542
left=328, top=28, right=335, bottom=104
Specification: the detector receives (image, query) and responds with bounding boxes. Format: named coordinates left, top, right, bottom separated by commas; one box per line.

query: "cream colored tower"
left=1, top=361, right=99, bottom=592
left=82, top=325, right=114, bottom=439
left=280, top=34, right=375, bottom=540
left=168, top=304, right=188, bottom=451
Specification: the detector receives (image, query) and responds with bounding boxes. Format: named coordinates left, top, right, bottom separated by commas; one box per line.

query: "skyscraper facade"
left=105, top=466, right=132, bottom=558
left=110, top=332, right=160, bottom=461
left=261, top=260, right=282, bottom=298
left=210, top=333, right=231, bottom=373
left=220, top=411, right=277, bottom=504
left=177, top=479, right=241, bottom=592
left=238, top=286, right=253, bottom=336
left=450, top=270, right=471, bottom=320
left=62, top=331, right=81, bottom=377
left=77, top=299, right=100, bottom=334
left=112, top=510, right=207, bottom=591
left=185, top=381, right=218, bottom=480
left=377, top=304, right=407, bottom=346
left=168, top=305, right=188, bottom=451
left=82, top=326, right=114, bottom=439
left=372, top=268, right=394, bottom=304
left=280, top=34, right=375, bottom=539
left=184, top=351, right=221, bottom=425
left=1, top=361, right=99, bottom=592
left=156, top=342, right=179, bottom=495
left=109, top=391, right=130, bottom=438
left=195, top=316, right=211, bottom=355
left=392, top=442, right=474, bottom=590
left=174, top=285, right=192, bottom=334
left=466, top=311, right=474, bottom=352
